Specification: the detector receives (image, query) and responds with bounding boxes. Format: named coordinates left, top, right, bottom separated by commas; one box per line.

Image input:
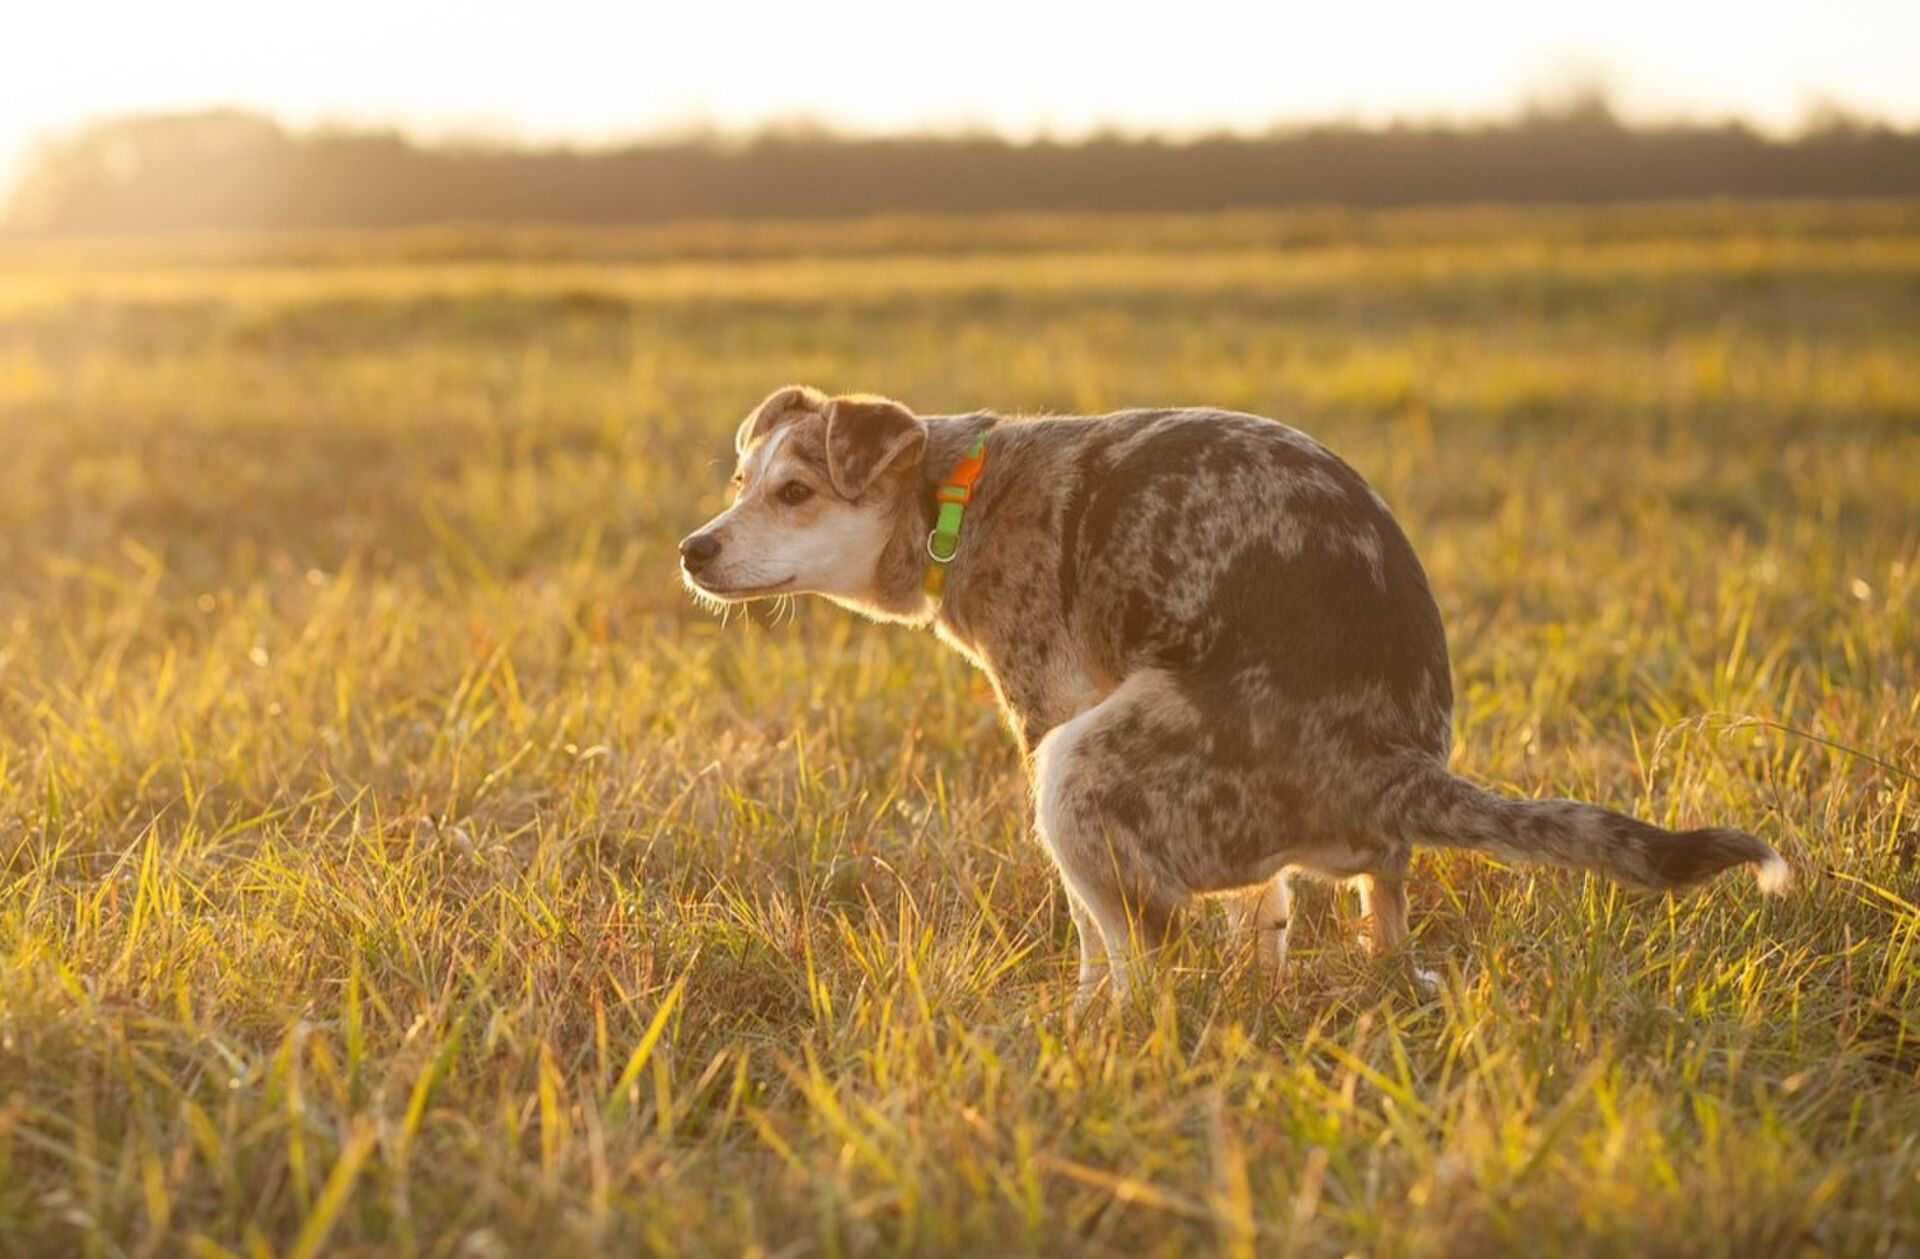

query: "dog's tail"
left=1379, top=763, right=1789, bottom=893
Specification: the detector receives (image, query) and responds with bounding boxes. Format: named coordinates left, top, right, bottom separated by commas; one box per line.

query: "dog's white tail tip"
left=1753, top=853, right=1791, bottom=895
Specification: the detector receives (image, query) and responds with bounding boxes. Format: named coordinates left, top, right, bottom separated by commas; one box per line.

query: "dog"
left=680, top=385, right=1789, bottom=1003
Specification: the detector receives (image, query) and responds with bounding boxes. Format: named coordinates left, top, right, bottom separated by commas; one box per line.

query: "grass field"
left=1, top=202, right=1917, bottom=1257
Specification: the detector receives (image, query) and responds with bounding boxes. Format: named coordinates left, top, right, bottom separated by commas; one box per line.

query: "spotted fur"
left=682, top=388, right=1790, bottom=1004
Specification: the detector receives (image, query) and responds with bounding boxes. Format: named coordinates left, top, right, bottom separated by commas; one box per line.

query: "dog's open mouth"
left=684, top=573, right=796, bottom=600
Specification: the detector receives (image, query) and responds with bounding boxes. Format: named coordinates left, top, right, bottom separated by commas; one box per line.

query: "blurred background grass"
left=0, top=204, right=1915, bottom=1256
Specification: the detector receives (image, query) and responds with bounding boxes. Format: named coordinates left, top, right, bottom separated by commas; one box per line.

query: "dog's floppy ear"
left=824, top=395, right=926, bottom=499
left=736, top=385, right=827, bottom=455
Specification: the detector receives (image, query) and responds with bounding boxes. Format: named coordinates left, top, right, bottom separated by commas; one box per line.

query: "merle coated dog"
left=681, top=386, right=1787, bottom=1003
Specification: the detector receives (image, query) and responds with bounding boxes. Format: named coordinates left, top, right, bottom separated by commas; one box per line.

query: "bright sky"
left=6, top=0, right=1919, bottom=193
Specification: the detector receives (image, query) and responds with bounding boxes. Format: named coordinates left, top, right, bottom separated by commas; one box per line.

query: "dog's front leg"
left=1027, top=677, right=1188, bottom=1008
left=1064, top=891, right=1110, bottom=1003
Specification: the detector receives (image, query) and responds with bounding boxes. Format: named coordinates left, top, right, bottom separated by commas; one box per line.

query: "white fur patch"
left=1032, top=705, right=1105, bottom=860
left=1753, top=853, right=1791, bottom=895
left=688, top=422, right=899, bottom=602
left=745, top=425, right=793, bottom=484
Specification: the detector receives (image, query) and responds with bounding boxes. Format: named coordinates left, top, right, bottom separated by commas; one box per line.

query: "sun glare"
left=4, top=0, right=1920, bottom=192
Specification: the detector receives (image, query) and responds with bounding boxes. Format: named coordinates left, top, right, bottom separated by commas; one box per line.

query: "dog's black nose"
left=679, top=532, right=722, bottom=572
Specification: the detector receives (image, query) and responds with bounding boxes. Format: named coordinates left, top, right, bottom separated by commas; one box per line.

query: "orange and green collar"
left=923, top=432, right=989, bottom=599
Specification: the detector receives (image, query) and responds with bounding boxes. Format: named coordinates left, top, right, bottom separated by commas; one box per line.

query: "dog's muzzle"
left=679, top=531, right=722, bottom=575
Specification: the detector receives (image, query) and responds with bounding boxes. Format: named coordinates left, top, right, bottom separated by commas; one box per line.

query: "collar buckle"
left=923, top=431, right=989, bottom=600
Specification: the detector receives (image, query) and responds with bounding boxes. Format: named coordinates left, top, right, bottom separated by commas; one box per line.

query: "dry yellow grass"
left=0, top=203, right=1916, bottom=1256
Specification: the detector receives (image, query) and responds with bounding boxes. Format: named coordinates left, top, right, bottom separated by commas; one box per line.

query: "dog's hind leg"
left=1225, top=873, right=1292, bottom=987
left=1358, top=867, right=1439, bottom=989
left=1357, top=872, right=1408, bottom=954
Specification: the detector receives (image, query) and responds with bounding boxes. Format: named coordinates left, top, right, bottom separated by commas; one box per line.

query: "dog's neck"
left=918, top=411, right=999, bottom=527
left=842, top=412, right=1000, bottom=626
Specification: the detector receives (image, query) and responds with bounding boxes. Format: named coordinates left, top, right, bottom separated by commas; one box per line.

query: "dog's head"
left=680, top=386, right=927, bottom=614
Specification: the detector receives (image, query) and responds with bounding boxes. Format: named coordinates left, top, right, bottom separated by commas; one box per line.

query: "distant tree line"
left=8, top=101, right=1920, bottom=234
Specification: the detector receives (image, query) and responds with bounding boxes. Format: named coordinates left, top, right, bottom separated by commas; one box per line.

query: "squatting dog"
left=680, top=386, right=1788, bottom=1003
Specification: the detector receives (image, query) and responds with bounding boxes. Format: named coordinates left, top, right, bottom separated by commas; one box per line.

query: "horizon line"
left=21, top=88, right=1920, bottom=160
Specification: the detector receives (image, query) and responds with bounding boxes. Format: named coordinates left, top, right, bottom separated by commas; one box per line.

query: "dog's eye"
left=777, top=481, right=814, bottom=506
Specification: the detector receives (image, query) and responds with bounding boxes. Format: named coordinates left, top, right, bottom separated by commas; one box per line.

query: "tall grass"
left=0, top=203, right=1915, bottom=1256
